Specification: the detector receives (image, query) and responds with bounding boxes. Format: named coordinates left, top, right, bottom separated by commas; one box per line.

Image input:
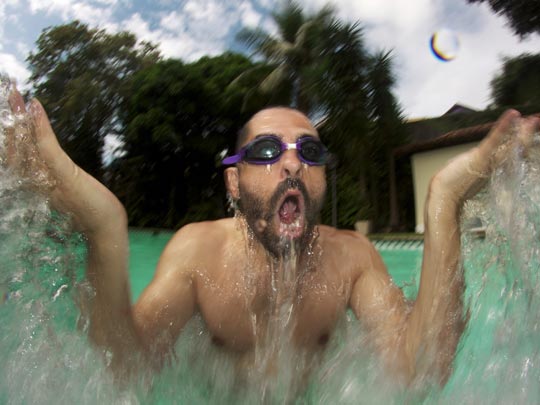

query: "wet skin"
left=134, top=109, right=378, bottom=356
left=6, top=90, right=540, bottom=384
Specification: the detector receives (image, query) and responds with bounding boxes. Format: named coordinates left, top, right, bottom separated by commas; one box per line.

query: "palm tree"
left=235, top=1, right=336, bottom=114
left=235, top=3, right=406, bottom=231
left=317, top=30, right=405, bottom=230
left=365, top=51, right=406, bottom=229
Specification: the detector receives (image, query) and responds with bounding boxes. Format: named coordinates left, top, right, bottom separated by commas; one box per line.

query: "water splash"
left=436, top=130, right=540, bottom=403
left=2, top=73, right=540, bottom=403
left=0, top=78, right=137, bottom=404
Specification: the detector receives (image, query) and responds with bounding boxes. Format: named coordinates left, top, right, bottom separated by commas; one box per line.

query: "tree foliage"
left=109, top=53, right=264, bottom=228
left=26, top=12, right=406, bottom=231
left=466, top=0, right=540, bottom=38
left=27, top=21, right=160, bottom=180
left=490, top=53, right=540, bottom=108
left=318, top=46, right=406, bottom=229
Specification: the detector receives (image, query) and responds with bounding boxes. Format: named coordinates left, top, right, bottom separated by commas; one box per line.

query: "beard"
left=237, top=177, right=325, bottom=258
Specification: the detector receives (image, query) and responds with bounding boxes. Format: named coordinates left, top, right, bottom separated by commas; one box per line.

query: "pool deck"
left=368, top=233, right=424, bottom=241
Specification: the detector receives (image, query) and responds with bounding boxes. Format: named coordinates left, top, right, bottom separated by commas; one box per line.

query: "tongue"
left=279, top=199, right=297, bottom=224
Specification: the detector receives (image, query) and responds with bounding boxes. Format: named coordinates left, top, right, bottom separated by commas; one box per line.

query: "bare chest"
left=195, top=262, right=351, bottom=351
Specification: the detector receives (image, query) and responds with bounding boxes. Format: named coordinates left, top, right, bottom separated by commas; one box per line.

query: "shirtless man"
left=6, top=87, right=539, bottom=387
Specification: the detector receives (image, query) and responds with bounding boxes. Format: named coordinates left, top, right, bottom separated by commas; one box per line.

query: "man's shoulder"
left=318, top=224, right=373, bottom=247
left=317, top=225, right=386, bottom=277
left=154, top=218, right=236, bottom=277
left=171, top=218, right=235, bottom=248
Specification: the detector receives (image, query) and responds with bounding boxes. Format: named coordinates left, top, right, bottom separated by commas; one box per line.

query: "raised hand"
left=429, top=110, right=540, bottom=210
left=5, top=85, right=126, bottom=236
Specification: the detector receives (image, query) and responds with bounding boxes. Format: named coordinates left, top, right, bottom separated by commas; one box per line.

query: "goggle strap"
left=284, top=143, right=297, bottom=150
left=222, top=154, right=241, bottom=165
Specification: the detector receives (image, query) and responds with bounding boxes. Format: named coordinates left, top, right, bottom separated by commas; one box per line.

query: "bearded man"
left=7, top=88, right=539, bottom=386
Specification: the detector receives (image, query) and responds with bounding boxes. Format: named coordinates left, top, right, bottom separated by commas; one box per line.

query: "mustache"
left=268, top=177, right=309, bottom=214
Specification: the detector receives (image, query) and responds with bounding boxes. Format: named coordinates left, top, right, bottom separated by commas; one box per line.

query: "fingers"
left=516, top=115, right=540, bottom=158
left=477, top=109, right=520, bottom=160
left=7, top=84, right=26, bottom=114
left=470, top=109, right=540, bottom=177
left=27, top=99, right=74, bottom=187
left=4, top=85, right=32, bottom=172
left=3, top=86, right=58, bottom=191
left=430, top=109, right=535, bottom=207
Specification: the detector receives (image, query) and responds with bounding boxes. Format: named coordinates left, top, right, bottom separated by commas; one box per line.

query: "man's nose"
left=280, top=148, right=302, bottom=178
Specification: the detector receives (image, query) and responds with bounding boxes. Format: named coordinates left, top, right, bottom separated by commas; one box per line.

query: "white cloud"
left=122, top=13, right=157, bottom=43
left=120, top=13, right=215, bottom=61
left=160, top=11, right=186, bottom=33
left=239, top=0, right=262, bottom=28
left=302, top=0, right=432, bottom=31
left=0, top=53, right=31, bottom=88
left=184, top=0, right=224, bottom=21
left=397, top=3, right=540, bottom=117
left=183, top=0, right=233, bottom=38
left=153, top=1, right=242, bottom=60
left=0, top=2, right=7, bottom=42
left=28, top=0, right=75, bottom=18
left=70, top=2, right=115, bottom=27
left=15, top=41, right=29, bottom=56
left=28, top=0, right=117, bottom=27
left=93, top=0, right=119, bottom=5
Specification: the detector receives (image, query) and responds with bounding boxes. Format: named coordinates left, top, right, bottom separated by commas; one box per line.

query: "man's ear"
left=224, top=167, right=240, bottom=200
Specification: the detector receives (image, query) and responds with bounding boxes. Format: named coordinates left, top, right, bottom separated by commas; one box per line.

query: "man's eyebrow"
left=252, top=133, right=319, bottom=140
left=253, top=133, right=281, bottom=139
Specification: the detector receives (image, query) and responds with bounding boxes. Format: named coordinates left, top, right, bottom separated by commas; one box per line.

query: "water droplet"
left=430, top=29, right=460, bottom=62
left=265, top=164, right=272, bottom=173
left=0, top=109, right=14, bottom=128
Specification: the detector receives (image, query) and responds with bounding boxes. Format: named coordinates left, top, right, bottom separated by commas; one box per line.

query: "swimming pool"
left=128, top=229, right=174, bottom=300
left=122, top=213, right=540, bottom=404
left=3, top=173, right=540, bottom=405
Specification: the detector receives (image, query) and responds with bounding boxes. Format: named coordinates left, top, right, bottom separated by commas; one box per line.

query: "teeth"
left=279, top=217, right=302, bottom=235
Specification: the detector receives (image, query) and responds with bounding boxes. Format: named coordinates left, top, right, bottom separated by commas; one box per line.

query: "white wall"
left=411, top=142, right=478, bottom=233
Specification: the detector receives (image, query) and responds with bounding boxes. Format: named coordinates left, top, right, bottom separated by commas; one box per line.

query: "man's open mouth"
left=276, top=190, right=305, bottom=239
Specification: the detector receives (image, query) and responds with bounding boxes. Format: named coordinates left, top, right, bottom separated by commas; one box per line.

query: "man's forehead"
left=245, top=107, right=318, bottom=140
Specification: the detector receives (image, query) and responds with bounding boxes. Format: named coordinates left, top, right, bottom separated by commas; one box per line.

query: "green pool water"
left=2, top=223, right=539, bottom=404
left=128, top=229, right=175, bottom=301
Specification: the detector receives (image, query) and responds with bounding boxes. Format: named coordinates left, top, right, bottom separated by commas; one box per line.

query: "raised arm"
left=5, top=88, right=199, bottom=374
left=350, top=110, right=539, bottom=385
left=6, top=88, right=143, bottom=369
left=132, top=225, right=198, bottom=363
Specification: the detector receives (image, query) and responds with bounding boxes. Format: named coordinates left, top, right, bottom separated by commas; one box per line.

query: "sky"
left=1, top=0, right=540, bottom=120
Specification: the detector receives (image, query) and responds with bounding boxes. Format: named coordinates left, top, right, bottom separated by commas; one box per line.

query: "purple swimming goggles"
left=222, top=134, right=328, bottom=166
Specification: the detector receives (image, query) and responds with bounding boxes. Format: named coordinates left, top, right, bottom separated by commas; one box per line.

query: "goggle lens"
left=298, top=138, right=326, bottom=164
left=245, top=138, right=282, bottom=162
